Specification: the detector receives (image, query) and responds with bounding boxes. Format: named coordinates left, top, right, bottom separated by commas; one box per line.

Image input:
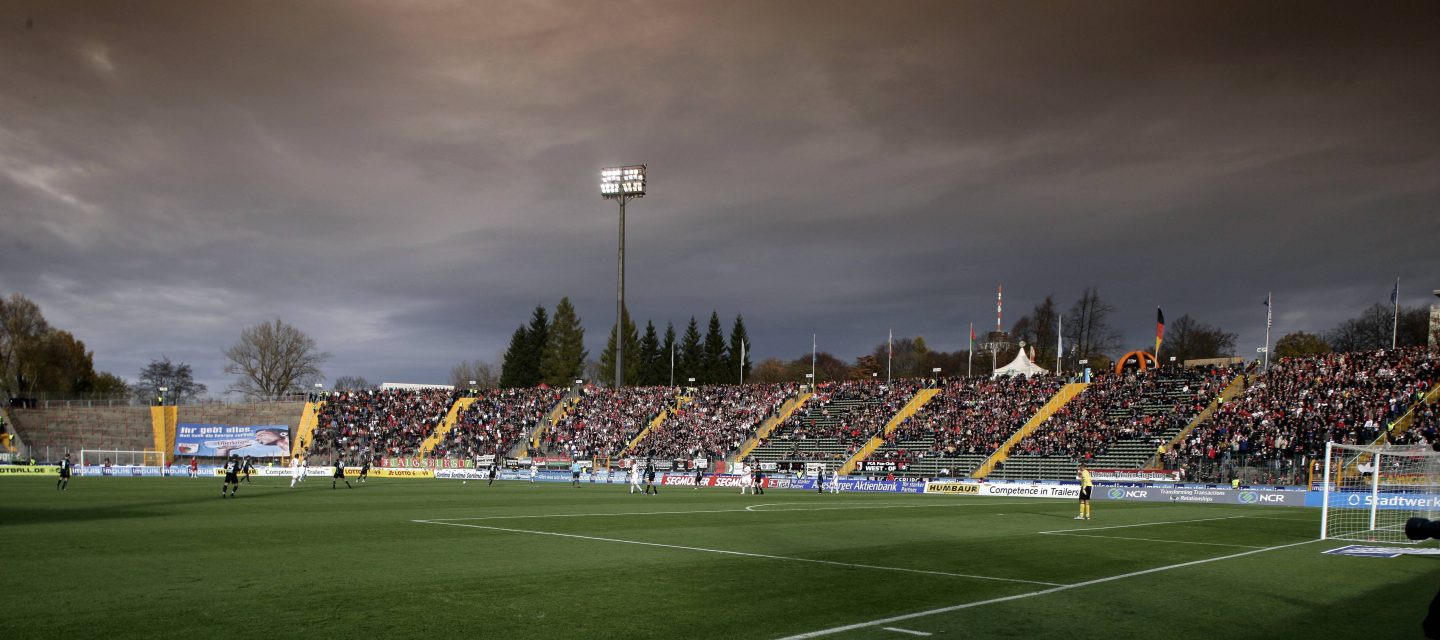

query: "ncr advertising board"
left=1099, top=485, right=1307, bottom=506
left=175, top=424, right=290, bottom=458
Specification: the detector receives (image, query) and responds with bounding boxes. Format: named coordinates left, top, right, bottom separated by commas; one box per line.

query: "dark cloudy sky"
left=2, top=1, right=1436, bottom=392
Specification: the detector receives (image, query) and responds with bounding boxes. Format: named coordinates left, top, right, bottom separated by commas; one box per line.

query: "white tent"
left=992, top=347, right=1049, bottom=378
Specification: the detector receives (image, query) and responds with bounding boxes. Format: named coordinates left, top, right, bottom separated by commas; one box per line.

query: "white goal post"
left=1321, top=442, right=1440, bottom=544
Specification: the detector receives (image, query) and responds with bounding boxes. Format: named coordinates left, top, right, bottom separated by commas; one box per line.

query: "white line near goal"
left=775, top=538, right=1320, bottom=639
left=413, top=519, right=1064, bottom=587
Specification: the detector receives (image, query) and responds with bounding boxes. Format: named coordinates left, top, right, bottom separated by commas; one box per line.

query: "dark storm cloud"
left=1, top=0, right=1435, bottom=391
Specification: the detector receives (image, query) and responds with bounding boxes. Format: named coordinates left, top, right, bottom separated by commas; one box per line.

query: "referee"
left=1075, top=462, right=1093, bottom=520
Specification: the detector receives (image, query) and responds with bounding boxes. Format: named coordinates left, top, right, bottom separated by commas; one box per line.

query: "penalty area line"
left=1035, top=515, right=1246, bottom=535
left=412, top=519, right=1061, bottom=587
left=774, top=538, right=1320, bottom=640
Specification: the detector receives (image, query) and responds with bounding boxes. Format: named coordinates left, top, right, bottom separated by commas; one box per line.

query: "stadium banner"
left=175, top=424, right=290, bottom=458
left=0, top=465, right=60, bottom=475
left=1303, top=490, right=1440, bottom=511
left=1098, top=485, right=1306, bottom=506
left=1088, top=468, right=1182, bottom=483
left=923, top=481, right=1080, bottom=499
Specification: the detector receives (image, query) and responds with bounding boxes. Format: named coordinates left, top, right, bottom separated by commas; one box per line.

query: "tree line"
left=484, top=298, right=753, bottom=388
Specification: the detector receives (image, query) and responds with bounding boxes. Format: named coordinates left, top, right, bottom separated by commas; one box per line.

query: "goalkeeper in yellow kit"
left=1075, top=463, right=1093, bottom=520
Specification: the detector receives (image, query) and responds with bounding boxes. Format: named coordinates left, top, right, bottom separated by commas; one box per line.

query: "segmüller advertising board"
left=175, top=423, right=291, bottom=458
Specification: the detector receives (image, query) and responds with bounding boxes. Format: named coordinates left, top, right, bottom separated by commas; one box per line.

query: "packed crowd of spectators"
left=627, top=383, right=798, bottom=460
left=758, top=379, right=925, bottom=461
left=1014, top=366, right=1232, bottom=460
left=875, top=374, right=1064, bottom=466
left=434, top=387, right=565, bottom=459
left=1169, top=348, right=1439, bottom=478
left=542, top=386, right=675, bottom=458
left=310, top=388, right=455, bottom=460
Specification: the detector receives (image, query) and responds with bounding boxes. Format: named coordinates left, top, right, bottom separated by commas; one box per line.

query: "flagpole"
left=811, top=334, right=817, bottom=389
left=1056, top=314, right=1062, bottom=374
left=967, top=322, right=973, bottom=378
left=1264, top=292, right=1272, bottom=372
left=1393, top=277, right=1400, bottom=349
left=887, top=328, right=893, bottom=387
left=740, top=340, right=746, bottom=385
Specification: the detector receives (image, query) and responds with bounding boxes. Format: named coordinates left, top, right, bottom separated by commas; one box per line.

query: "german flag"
left=1155, top=307, right=1165, bottom=355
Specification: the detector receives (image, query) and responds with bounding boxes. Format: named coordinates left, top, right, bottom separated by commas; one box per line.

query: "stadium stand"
left=432, top=387, right=565, bottom=460
left=862, top=375, right=1064, bottom=478
left=994, top=366, right=1233, bottom=479
left=1169, top=347, right=1439, bottom=483
left=10, top=401, right=305, bottom=462
left=541, top=386, right=674, bottom=458
left=625, top=383, right=799, bottom=460
left=748, top=379, right=924, bottom=467
left=309, top=388, right=454, bottom=460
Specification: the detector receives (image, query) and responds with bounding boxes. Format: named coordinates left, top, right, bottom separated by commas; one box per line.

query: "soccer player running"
left=529, top=461, right=539, bottom=483
left=358, top=456, right=370, bottom=484
left=289, top=455, right=304, bottom=488
left=753, top=466, right=765, bottom=496
left=221, top=455, right=241, bottom=498
left=332, top=457, right=353, bottom=490
left=692, top=465, right=703, bottom=490
left=241, top=456, right=254, bottom=483
left=1075, top=462, right=1093, bottom=520
left=487, top=459, right=499, bottom=486
left=57, top=453, right=72, bottom=491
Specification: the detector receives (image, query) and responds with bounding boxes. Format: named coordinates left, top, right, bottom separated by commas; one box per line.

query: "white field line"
left=882, top=628, right=932, bottom=637
left=428, top=501, right=1037, bottom=523
left=776, top=538, right=1320, bottom=640
left=1038, top=531, right=1267, bottom=549
left=1035, top=515, right=1246, bottom=534
left=413, top=519, right=1063, bottom=587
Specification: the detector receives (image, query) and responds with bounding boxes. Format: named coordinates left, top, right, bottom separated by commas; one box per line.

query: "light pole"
left=158, top=386, right=168, bottom=407
left=600, top=165, right=647, bottom=389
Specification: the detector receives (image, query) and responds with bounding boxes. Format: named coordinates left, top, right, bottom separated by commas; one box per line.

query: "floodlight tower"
left=600, top=165, right=647, bottom=389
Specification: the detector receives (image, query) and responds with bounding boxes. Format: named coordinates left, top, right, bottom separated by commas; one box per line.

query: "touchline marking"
left=428, top=501, right=1036, bottom=523
left=413, top=519, right=1062, bottom=587
left=1038, top=531, right=1267, bottom=549
left=1035, top=515, right=1246, bottom=535
left=774, top=538, right=1320, bottom=640
left=882, top=627, right=932, bottom=637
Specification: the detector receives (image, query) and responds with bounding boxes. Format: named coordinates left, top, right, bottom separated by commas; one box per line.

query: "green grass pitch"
left=3, top=476, right=1436, bottom=639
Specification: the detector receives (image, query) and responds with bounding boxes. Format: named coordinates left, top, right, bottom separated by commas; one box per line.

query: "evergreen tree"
left=661, top=322, right=677, bottom=386
left=701, top=311, right=728, bottom=384
left=638, top=321, right=663, bottom=386
left=728, top=314, right=752, bottom=384
left=540, top=297, right=587, bottom=387
left=678, top=316, right=703, bottom=385
left=521, top=305, right=549, bottom=387
left=498, top=325, right=529, bottom=388
left=597, top=306, right=640, bottom=387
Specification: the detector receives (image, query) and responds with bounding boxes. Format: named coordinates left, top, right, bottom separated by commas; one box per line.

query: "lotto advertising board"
left=174, top=424, right=291, bottom=458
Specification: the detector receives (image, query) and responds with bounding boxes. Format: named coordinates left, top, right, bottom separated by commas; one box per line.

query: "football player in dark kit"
left=643, top=461, right=658, bottom=495
left=57, top=453, right=72, bottom=490
left=358, top=456, right=370, bottom=483
left=487, top=459, right=499, bottom=486
left=753, top=466, right=765, bottom=496
left=241, top=456, right=255, bottom=483
left=332, top=458, right=353, bottom=490
left=692, top=464, right=704, bottom=490
left=221, top=455, right=241, bottom=498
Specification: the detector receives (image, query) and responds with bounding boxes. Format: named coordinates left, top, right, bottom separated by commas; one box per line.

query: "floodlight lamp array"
left=600, top=165, right=646, bottom=198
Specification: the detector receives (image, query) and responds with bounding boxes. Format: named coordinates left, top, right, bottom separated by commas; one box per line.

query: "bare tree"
left=223, top=318, right=329, bottom=400
left=331, top=376, right=372, bottom=391
left=1064, top=287, right=1123, bottom=360
left=450, top=360, right=499, bottom=389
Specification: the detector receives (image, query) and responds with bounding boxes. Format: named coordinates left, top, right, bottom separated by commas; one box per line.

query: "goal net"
left=1321, top=442, right=1440, bottom=543
left=79, top=449, right=164, bottom=467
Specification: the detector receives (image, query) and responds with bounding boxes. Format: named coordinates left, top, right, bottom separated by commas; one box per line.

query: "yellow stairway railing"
left=1144, top=372, right=1249, bottom=469
left=527, top=395, right=580, bottom=453
left=623, top=397, right=691, bottom=454
left=839, top=387, right=942, bottom=475
left=731, top=392, right=812, bottom=464
left=418, top=397, right=477, bottom=455
left=291, top=401, right=322, bottom=457
left=972, top=382, right=1088, bottom=479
